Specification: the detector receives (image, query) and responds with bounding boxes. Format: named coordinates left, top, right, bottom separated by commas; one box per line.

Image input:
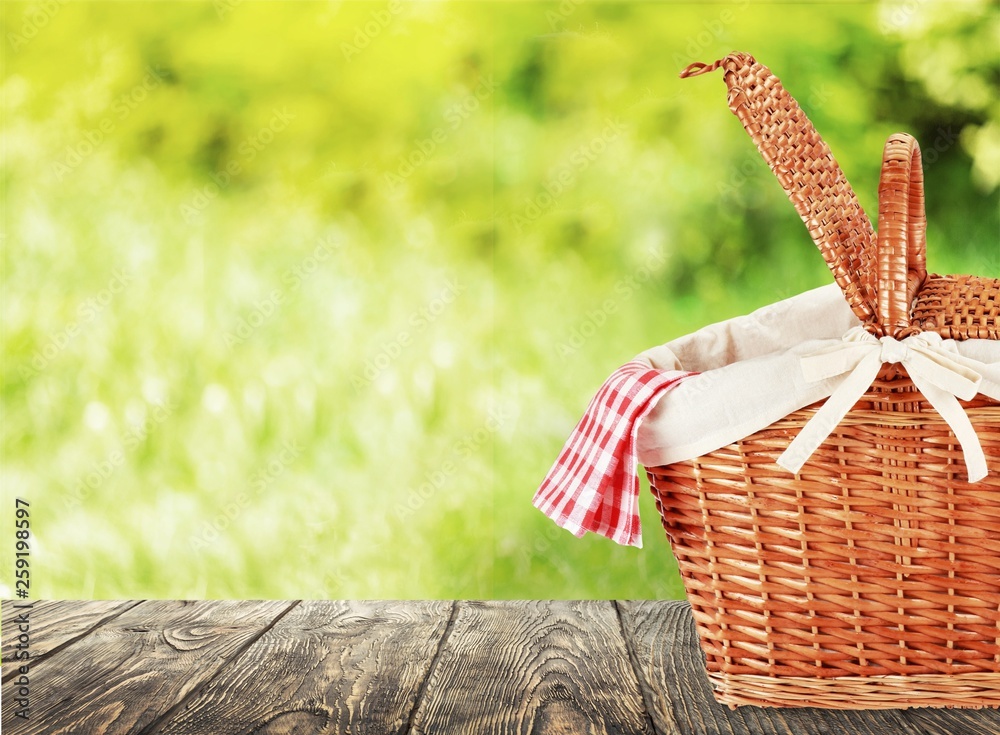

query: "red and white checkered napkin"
left=532, top=361, right=694, bottom=548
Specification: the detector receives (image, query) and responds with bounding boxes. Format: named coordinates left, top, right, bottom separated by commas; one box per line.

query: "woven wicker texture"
left=913, top=274, right=1000, bottom=340
left=648, top=388, right=1000, bottom=696
left=708, top=673, right=1000, bottom=709
left=682, top=53, right=879, bottom=325
left=681, top=53, right=1000, bottom=341
left=875, top=133, right=928, bottom=337
left=657, top=52, right=1000, bottom=709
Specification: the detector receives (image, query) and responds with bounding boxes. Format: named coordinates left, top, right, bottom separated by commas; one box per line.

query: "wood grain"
left=900, top=707, right=1000, bottom=734
left=617, top=600, right=1000, bottom=735
left=4, top=600, right=998, bottom=734
left=408, top=600, right=656, bottom=735
left=1, top=600, right=292, bottom=735
left=1, top=600, right=140, bottom=681
left=152, top=600, right=452, bottom=735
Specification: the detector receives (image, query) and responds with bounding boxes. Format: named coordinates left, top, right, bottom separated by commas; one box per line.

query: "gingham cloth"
left=533, top=361, right=693, bottom=548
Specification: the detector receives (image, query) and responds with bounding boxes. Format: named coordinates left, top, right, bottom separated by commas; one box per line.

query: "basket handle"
left=682, top=53, right=879, bottom=325
left=873, top=133, right=928, bottom=337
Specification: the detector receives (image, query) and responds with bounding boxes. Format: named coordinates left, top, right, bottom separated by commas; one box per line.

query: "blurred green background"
left=1, top=0, right=997, bottom=599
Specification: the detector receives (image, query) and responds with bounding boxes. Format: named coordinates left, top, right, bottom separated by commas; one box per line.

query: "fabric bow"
left=777, top=327, right=1000, bottom=482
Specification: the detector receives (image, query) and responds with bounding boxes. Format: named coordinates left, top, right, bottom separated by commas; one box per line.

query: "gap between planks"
left=1, top=600, right=144, bottom=684
left=137, top=600, right=301, bottom=735
left=405, top=600, right=460, bottom=735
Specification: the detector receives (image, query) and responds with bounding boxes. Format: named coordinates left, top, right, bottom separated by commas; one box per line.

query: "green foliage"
left=1, top=0, right=996, bottom=599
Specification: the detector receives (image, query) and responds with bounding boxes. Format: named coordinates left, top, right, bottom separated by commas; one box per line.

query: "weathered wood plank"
left=5, top=600, right=996, bottom=734
left=1, top=600, right=141, bottom=681
left=899, top=707, right=1000, bottom=734
left=150, top=600, right=453, bottom=735
left=1, top=600, right=292, bottom=735
left=409, top=600, right=657, bottom=735
left=618, top=600, right=999, bottom=735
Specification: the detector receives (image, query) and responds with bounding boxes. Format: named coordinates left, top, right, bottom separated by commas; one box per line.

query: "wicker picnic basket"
left=648, top=53, right=1000, bottom=709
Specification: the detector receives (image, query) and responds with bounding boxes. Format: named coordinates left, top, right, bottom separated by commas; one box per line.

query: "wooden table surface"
left=2, top=600, right=998, bottom=734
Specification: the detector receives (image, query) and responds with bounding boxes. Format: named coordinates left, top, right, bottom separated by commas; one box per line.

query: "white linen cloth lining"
left=635, top=284, right=1000, bottom=473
